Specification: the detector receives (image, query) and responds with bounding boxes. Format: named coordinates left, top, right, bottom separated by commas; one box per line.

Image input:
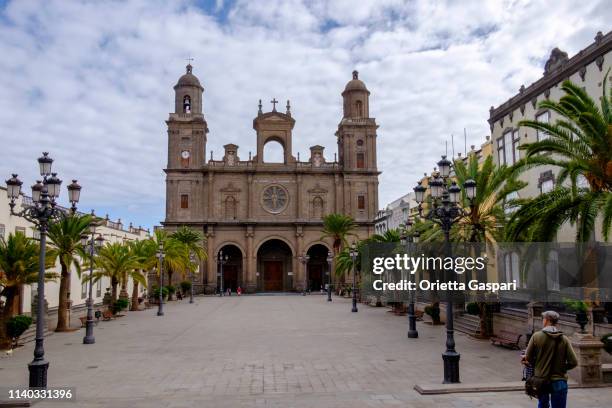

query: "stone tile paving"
left=0, top=295, right=610, bottom=407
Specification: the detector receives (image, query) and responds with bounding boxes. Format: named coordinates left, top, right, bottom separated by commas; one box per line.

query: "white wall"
left=0, top=186, right=150, bottom=315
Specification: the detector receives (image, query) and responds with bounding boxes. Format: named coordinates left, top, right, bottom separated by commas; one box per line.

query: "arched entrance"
left=257, top=239, right=293, bottom=291
left=217, top=244, right=243, bottom=293
left=306, top=244, right=330, bottom=292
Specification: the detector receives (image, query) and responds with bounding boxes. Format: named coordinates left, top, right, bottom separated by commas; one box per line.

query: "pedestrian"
left=176, top=291, right=183, bottom=301
left=237, top=286, right=242, bottom=296
left=227, top=287, right=231, bottom=296
left=522, top=310, right=577, bottom=408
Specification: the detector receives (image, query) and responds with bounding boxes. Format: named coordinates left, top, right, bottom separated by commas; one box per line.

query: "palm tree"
left=46, top=213, right=92, bottom=331
left=0, top=233, right=56, bottom=349
left=90, top=242, right=139, bottom=303
left=151, top=230, right=189, bottom=299
left=415, top=155, right=525, bottom=244
left=128, top=239, right=157, bottom=311
left=321, top=213, right=356, bottom=254
left=411, top=155, right=524, bottom=336
left=506, top=73, right=612, bottom=242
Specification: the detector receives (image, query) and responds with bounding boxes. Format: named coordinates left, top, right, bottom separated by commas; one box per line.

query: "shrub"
left=466, top=302, right=480, bottom=316
left=563, top=299, right=588, bottom=313
left=180, top=281, right=192, bottom=293
left=165, top=285, right=176, bottom=295
left=6, top=315, right=33, bottom=347
left=601, top=333, right=612, bottom=355
left=152, top=286, right=169, bottom=299
left=112, top=298, right=129, bottom=314
left=425, top=303, right=441, bottom=323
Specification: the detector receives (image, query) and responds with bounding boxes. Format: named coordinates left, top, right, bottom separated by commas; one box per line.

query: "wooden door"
left=264, top=261, right=283, bottom=291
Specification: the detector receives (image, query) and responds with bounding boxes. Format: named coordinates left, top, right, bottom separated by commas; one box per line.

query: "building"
left=0, top=186, right=149, bottom=329
left=483, top=31, right=612, bottom=343
left=375, top=192, right=414, bottom=235
left=163, top=66, right=380, bottom=293
left=488, top=30, right=611, bottom=242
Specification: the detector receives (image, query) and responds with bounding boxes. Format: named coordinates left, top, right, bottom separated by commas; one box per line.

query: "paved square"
left=1, top=295, right=610, bottom=407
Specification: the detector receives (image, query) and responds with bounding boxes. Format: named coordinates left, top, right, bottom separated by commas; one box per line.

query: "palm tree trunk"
left=167, top=270, right=174, bottom=300
left=111, top=277, right=118, bottom=302
left=119, top=271, right=129, bottom=302
left=130, top=281, right=140, bottom=311
left=55, top=261, right=71, bottom=331
left=0, top=287, right=18, bottom=349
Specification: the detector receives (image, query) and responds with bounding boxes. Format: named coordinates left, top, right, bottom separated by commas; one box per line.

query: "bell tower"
left=336, top=70, right=378, bottom=171
left=166, top=64, right=208, bottom=170
left=165, top=64, right=209, bottom=224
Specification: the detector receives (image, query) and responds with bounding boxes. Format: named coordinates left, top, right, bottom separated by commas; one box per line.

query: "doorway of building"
left=306, top=244, right=329, bottom=292
left=217, top=244, right=243, bottom=293
left=257, top=239, right=293, bottom=292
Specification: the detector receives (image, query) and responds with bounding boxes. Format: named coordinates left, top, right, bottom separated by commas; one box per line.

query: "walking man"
left=523, top=310, right=578, bottom=408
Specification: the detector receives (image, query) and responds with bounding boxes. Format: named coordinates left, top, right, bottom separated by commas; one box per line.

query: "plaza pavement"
left=0, top=295, right=610, bottom=408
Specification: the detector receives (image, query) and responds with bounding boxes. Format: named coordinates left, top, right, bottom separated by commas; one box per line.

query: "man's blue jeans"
left=538, top=380, right=568, bottom=408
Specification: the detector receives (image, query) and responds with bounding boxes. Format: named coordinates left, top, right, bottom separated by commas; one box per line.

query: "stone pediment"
left=220, top=182, right=241, bottom=193
left=253, top=111, right=296, bottom=129
left=307, top=183, right=328, bottom=194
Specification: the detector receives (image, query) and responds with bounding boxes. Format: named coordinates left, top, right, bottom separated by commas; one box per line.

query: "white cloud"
left=0, top=0, right=609, bottom=228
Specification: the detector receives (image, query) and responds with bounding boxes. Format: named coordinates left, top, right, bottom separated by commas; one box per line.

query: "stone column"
left=245, top=225, right=256, bottom=293
left=296, top=174, right=302, bottom=219
left=570, top=332, right=604, bottom=385
left=295, top=225, right=304, bottom=291
left=247, top=174, right=253, bottom=219
left=205, top=226, right=216, bottom=294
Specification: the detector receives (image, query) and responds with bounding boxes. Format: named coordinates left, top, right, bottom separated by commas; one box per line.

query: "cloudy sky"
left=0, top=0, right=609, bottom=229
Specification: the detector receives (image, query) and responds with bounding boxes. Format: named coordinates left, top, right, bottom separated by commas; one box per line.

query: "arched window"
left=355, top=100, right=363, bottom=117
left=312, top=196, right=324, bottom=218
left=183, top=95, right=191, bottom=113
left=263, top=140, right=285, bottom=163
left=225, top=196, right=237, bottom=219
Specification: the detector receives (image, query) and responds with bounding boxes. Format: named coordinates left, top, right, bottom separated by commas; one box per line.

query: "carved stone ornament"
left=596, top=55, right=604, bottom=72
left=261, top=185, right=289, bottom=214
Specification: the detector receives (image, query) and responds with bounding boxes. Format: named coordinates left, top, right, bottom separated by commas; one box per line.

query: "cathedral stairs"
left=453, top=313, right=481, bottom=337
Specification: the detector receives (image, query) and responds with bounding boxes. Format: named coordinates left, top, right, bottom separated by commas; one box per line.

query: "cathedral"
left=163, top=65, right=380, bottom=293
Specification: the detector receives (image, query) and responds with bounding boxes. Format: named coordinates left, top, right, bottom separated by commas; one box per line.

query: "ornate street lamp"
left=157, top=243, right=165, bottom=316
left=326, top=251, right=333, bottom=302
left=80, top=218, right=104, bottom=345
left=349, top=243, right=358, bottom=313
left=413, top=155, right=477, bottom=384
left=216, top=250, right=229, bottom=297
left=400, top=217, right=420, bottom=339
left=5, top=152, right=81, bottom=388
left=298, top=253, right=310, bottom=295
left=189, top=252, right=196, bottom=304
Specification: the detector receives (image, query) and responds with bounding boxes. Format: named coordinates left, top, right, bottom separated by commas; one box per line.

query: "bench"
left=490, top=330, right=522, bottom=350
left=102, top=310, right=114, bottom=321
left=79, top=316, right=87, bottom=327
left=415, top=310, right=424, bottom=321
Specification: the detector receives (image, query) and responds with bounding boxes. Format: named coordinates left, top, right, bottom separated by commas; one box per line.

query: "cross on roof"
left=270, top=98, right=278, bottom=111
left=186, top=56, right=194, bottom=64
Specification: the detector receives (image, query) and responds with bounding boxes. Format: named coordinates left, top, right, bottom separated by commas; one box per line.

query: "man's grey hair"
left=542, top=310, right=560, bottom=325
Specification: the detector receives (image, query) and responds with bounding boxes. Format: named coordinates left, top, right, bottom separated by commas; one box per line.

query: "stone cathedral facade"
left=163, top=65, right=380, bottom=293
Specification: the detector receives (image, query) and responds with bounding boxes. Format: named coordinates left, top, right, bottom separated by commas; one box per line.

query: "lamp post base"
left=157, top=311, right=164, bottom=316
left=28, top=359, right=49, bottom=388
left=442, top=351, right=460, bottom=384
left=83, top=320, right=95, bottom=344
left=407, top=328, right=419, bottom=339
